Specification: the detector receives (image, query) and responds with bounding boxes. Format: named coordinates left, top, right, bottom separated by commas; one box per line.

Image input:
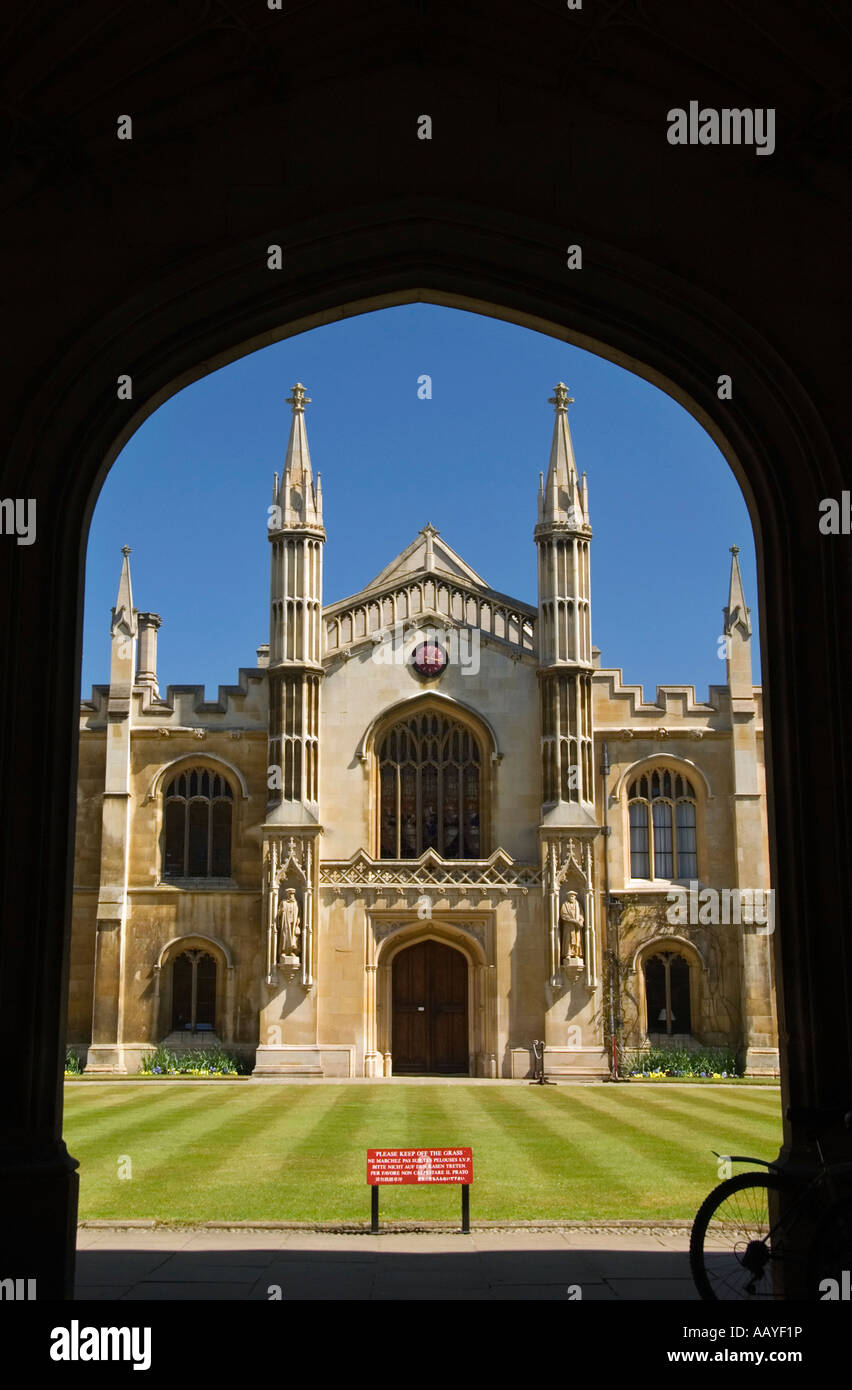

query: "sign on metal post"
left=367, top=1148, right=473, bottom=1232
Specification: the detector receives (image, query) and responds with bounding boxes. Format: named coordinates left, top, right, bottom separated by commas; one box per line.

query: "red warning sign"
left=367, top=1148, right=473, bottom=1185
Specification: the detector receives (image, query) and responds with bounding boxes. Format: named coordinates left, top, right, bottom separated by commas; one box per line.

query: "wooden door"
left=392, top=940, right=468, bottom=1074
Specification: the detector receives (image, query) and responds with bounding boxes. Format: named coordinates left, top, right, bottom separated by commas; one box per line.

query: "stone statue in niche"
left=276, top=885, right=302, bottom=967
left=560, top=890, right=585, bottom=966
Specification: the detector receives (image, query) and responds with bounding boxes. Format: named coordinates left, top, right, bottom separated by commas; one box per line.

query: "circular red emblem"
left=411, top=641, right=448, bottom=678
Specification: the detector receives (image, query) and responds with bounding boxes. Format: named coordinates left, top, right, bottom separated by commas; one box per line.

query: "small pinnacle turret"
left=271, top=383, right=324, bottom=532
left=724, top=544, right=753, bottom=698
left=108, top=546, right=137, bottom=717
left=110, top=546, right=136, bottom=643
left=537, top=383, right=589, bottom=530
left=419, top=522, right=438, bottom=571
left=724, top=544, right=752, bottom=638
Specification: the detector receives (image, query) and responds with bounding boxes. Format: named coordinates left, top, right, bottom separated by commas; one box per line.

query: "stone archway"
left=628, top=936, right=707, bottom=1054
left=151, top=934, right=235, bottom=1050
left=370, top=921, right=495, bottom=1079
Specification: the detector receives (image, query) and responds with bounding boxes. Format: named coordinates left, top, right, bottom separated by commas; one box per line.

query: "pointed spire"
left=539, top=384, right=587, bottom=528
left=284, top=382, right=313, bottom=485
left=108, top=546, right=137, bottom=716
left=724, top=545, right=753, bottom=700
left=724, top=544, right=752, bottom=637
left=110, top=545, right=137, bottom=642
left=274, top=383, right=323, bottom=531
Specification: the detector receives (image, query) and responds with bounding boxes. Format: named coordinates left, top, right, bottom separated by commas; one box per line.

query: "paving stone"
left=74, top=1285, right=135, bottom=1300
left=122, top=1282, right=254, bottom=1301
left=74, top=1226, right=704, bottom=1300
left=604, top=1278, right=700, bottom=1300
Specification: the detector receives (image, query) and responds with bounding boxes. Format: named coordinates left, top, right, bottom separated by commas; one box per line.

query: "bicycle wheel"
left=690, top=1172, right=804, bottom=1300
left=808, top=1193, right=852, bottom=1299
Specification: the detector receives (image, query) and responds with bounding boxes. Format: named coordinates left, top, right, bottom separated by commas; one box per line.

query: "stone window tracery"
left=163, top=768, right=233, bottom=878
left=378, top=711, right=482, bottom=859
left=628, top=769, right=697, bottom=880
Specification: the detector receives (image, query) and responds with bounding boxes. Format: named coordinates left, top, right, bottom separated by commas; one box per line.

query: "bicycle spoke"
left=702, top=1185, right=776, bottom=1298
left=691, top=1173, right=806, bottom=1301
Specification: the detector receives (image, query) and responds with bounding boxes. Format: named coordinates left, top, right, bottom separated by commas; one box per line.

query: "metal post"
left=371, top=1185, right=379, bottom=1234
left=461, top=1184, right=470, bottom=1234
left=529, top=1038, right=554, bottom=1085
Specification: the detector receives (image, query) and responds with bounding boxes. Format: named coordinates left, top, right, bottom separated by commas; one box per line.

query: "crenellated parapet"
left=79, top=668, right=269, bottom=731
left=592, top=667, right=762, bottom=736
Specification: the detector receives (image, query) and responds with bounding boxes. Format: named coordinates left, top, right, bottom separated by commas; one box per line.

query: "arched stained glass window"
left=163, top=769, right=233, bottom=878
left=378, top=711, right=482, bottom=859
left=628, top=769, right=697, bottom=880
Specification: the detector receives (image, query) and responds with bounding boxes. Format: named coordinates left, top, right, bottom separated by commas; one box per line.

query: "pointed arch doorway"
left=392, top=939, right=469, bottom=1074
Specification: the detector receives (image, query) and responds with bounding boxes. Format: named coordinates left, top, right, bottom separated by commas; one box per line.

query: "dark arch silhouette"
left=1, top=6, right=849, bottom=1297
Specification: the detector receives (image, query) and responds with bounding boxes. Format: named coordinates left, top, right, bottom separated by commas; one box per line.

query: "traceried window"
left=163, top=769, right=233, bottom=878
left=378, top=711, right=482, bottom=859
left=628, top=769, right=697, bottom=880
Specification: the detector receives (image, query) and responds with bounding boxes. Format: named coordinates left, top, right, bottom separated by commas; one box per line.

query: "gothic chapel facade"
left=70, top=384, right=778, bottom=1077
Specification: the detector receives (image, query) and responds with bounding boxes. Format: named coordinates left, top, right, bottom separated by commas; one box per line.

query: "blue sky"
left=82, top=303, right=760, bottom=701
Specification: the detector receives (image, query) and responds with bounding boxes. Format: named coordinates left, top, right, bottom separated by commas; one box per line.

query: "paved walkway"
left=75, top=1225, right=699, bottom=1300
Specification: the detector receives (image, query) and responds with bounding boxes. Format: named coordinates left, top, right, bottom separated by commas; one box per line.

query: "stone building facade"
left=70, top=384, right=778, bottom=1077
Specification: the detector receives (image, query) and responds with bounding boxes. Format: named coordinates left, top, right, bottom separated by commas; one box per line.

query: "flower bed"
left=140, top=1044, right=252, bottom=1076
left=623, top=1044, right=741, bottom=1079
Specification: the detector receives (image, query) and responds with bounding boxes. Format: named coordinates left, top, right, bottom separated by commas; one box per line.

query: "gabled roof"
left=363, top=523, right=490, bottom=594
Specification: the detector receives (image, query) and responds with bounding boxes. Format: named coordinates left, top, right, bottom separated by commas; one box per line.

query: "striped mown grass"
left=64, top=1082, right=782, bottom=1224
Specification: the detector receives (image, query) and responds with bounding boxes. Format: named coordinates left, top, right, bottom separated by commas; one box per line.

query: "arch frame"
left=632, top=936, right=706, bottom=1049
left=357, top=690, right=502, bottom=764
left=144, top=753, right=250, bottom=803
left=612, top=754, right=713, bottom=805
left=366, top=915, right=496, bottom=1079
left=153, top=932, right=236, bottom=1045
left=619, top=755, right=707, bottom=888
left=149, top=755, right=244, bottom=885
left=2, top=204, right=849, bottom=1296
left=629, top=933, right=708, bottom=978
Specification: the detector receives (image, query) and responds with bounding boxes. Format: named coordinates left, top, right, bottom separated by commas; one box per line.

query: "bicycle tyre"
left=690, top=1172, right=803, bottom=1301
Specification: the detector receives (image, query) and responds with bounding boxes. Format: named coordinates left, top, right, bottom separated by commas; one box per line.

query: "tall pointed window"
left=644, top=950, right=692, bottom=1034
left=163, top=769, right=233, bottom=878
left=378, top=710, right=482, bottom=859
left=171, top=950, right=217, bottom=1031
left=628, top=769, right=697, bottom=880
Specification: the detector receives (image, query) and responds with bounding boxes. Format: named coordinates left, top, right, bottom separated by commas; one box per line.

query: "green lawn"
left=64, top=1082, right=782, bottom=1224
